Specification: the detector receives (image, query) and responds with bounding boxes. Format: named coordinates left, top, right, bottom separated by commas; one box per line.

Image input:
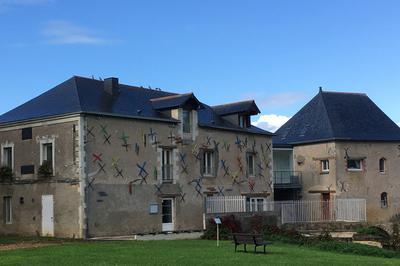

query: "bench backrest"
left=232, top=233, right=263, bottom=244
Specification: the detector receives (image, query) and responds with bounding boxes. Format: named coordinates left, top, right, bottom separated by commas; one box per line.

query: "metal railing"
left=162, top=164, right=173, bottom=183
left=273, top=171, right=302, bottom=188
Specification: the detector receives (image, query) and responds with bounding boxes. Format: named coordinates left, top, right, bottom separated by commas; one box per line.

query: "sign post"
left=214, top=217, right=221, bottom=247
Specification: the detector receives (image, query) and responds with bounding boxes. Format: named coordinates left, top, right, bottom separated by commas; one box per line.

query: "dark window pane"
left=22, top=128, right=32, bottom=140
left=21, top=165, right=35, bottom=175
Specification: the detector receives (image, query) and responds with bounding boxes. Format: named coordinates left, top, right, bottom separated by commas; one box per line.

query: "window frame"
left=247, top=197, right=268, bottom=212
left=3, top=196, right=12, bottom=224
left=321, top=159, right=329, bottom=173
left=381, top=192, right=388, bottom=208
left=182, top=109, right=192, bottom=134
left=203, top=150, right=214, bottom=177
left=246, top=153, right=255, bottom=177
left=379, top=158, right=386, bottom=174
left=347, top=159, right=363, bottom=172
left=40, top=138, right=55, bottom=175
left=161, top=148, right=173, bottom=183
left=1, top=143, right=14, bottom=172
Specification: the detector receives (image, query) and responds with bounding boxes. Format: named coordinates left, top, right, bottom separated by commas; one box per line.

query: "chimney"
left=104, top=77, right=119, bottom=96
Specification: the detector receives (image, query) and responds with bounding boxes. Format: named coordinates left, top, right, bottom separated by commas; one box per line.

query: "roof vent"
left=104, top=77, right=119, bottom=96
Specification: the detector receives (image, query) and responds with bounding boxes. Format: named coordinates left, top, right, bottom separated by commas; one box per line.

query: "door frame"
left=161, top=198, right=175, bottom=232
left=41, top=194, right=54, bottom=237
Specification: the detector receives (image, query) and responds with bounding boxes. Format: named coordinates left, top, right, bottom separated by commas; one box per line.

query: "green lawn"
left=1, top=239, right=400, bottom=265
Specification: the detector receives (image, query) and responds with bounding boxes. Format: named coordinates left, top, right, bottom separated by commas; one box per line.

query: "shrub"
left=38, top=161, right=53, bottom=179
left=202, top=215, right=242, bottom=240
left=0, top=166, right=13, bottom=182
left=356, top=226, right=384, bottom=236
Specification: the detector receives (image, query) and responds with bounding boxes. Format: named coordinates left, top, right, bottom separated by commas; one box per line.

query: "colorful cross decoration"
left=266, top=180, right=273, bottom=191
left=217, top=186, right=225, bottom=196
left=92, top=153, right=103, bottom=163
left=103, top=134, right=111, bottom=144
left=86, top=126, right=95, bottom=138
left=248, top=179, right=256, bottom=192
left=98, top=162, right=106, bottom=173
left=189, top=178, right=203, bottom=197
left=154, top=183, right=163, bottom=195
left=148, top=128, right=157, bottom=141
left=237, top=157, right=244, bottom=173
left=135, top=143, right=140, bottom=155
left=179, top=152, right=186, bottom=165
left=114, top=167, right=124, bottom=178
left=265, top=142, right=272, bottom=152
left=338, top=180, right=348, bottom=192
left=235, top=136, right=242, bottom=151
left=119, top=132, right=130, bottom=151
left=168, top=131, right=175, bottom=144
left=222, top=141, right=230, bottom=152
left=220, top=160, right=230, bottom=177
left=137, top=162, right=149, bottom=182
left=206, top=136, right=212, bottom=146
left=243, top=137, right=248, bottom=148
left=257, top=163, right=265, bottom=178
left=213, top=140, right=220, bottom=152
left=111, top=157, right=120, bottom=168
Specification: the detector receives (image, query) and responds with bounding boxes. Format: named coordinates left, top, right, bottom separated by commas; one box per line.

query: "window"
left=1, top=145, right=13, bottom=171
left=321, top=160, right=329, bottom=173
left=182, top=110, right=191, bottom=133
left=247, top=197, right=268, bottom=212
left=246, top=153, right=255, bottom=177
left=40, top=140, right=54, bottom=174
left=203, top=151, right=214, bottom=176
left=3, top=196, right=11, bottom=224
left=21, top=127, right=32, bottom=140
left=381, top=192, right=388, bottom=208
left=21, top=165, right=35, bottom=175
left=347, top=159, right=362, bottom=171
left=239, top=115, right=251, bottom=128
left=162, top=149, right=173, bottom=183
left=379, top=158, right=386, bottom=173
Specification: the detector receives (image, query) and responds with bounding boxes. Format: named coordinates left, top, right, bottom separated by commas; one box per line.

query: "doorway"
left=41, top=195, right=54, bottom=236
left=162, top=198, right=174, bottom=232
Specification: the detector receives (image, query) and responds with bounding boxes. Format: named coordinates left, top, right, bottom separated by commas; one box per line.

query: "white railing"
left=205, top=197, right=366, bottom=224
left=280, top=199, right=366, bottom=224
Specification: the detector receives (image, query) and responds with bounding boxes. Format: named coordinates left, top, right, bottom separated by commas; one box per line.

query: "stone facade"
left=290, top=141, right=400, bottom=223
left=0, top=112, right=272, bottom=237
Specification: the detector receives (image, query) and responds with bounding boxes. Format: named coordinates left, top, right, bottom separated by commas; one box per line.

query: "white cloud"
left=252, top=114, right=291, bottom=133
left=42, top=20, right=108, bottom=45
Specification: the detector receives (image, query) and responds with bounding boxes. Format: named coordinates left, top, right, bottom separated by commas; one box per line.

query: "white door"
left=162, top=198, right=174, bottom=232
left=42, top=195, right=54, bottom=236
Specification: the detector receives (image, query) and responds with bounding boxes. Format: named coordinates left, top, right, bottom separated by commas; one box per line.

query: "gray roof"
left=212, top=100, right=260, bottom=116
left=0, top=76, right=272, bottom=136
left=274, top=90, right=400, bottom=146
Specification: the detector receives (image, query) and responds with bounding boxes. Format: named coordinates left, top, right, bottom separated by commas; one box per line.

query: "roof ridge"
left=319, top=91, right=335, bottom=138
left=150, top=92, right=194, bottom=102
left=321, top=90, right=367, bottom=96
left=73, top=76, right=82, bottom=112
left=212, top=99, right=255, bottom=108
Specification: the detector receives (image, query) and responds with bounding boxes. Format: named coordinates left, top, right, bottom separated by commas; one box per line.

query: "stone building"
left=0, top=76, right=273, bottom=238
left=273, top=89, right=400, bottom=223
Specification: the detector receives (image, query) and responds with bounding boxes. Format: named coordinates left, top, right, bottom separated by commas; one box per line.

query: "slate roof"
left=212, top=100, right=261, bottom=116
left=0, top=76, right=272, bottom=135
left=273, top=90, right=400, bottom=147
left=150, top=93, right=201, bottom=110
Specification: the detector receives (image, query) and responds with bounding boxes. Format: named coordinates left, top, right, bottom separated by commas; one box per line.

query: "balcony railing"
left=273, top=171, right=302, bottom=189
left=162, top=164, right=173, bottom=183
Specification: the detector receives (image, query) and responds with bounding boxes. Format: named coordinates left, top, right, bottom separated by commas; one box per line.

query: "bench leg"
left=244, top=244, right=247, bottom=253
left=235, top=244, right=237, bottom=252
left=264, top=245, right=266, bottom=254
left=254, top=245, right=257, bottom=253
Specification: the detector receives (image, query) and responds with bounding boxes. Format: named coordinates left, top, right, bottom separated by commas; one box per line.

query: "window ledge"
left=347, top=169, right=363, bottom=172
left=320, top=171, right=329, bottom=175
left=202, top=174, right=215, bottom=179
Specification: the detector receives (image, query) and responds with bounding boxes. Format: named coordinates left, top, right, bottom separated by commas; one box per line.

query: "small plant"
left=0, top=166, right=13, bottom=182
left=356, top=226, right=383, bottom=236
left=38, top=161, right=53, bottom=179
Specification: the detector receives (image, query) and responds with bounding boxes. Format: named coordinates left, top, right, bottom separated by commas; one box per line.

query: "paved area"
left=90, top=232, right=203, bottom=241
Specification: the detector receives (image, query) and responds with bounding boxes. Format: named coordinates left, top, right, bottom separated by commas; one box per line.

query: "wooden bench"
left=232, top=233, right=272, bottom=253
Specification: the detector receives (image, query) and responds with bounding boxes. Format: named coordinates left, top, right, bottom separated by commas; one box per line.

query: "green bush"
left=356, top=226, right=383, bottom=236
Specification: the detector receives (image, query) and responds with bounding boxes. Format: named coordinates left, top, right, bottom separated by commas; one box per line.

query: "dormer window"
left=182, top=110, right=192, bottom=133
left=239, top=115, right=251, bottom=128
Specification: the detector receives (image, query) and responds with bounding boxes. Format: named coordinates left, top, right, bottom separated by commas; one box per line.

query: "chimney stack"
left=104, top=77, right=119, bottom=96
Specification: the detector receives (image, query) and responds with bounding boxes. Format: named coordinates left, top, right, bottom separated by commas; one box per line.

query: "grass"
left=1, top=238, right=400, bottom=265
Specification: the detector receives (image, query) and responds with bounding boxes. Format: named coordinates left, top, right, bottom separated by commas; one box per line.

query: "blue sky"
left=1, top=0, right=400, bottom=131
